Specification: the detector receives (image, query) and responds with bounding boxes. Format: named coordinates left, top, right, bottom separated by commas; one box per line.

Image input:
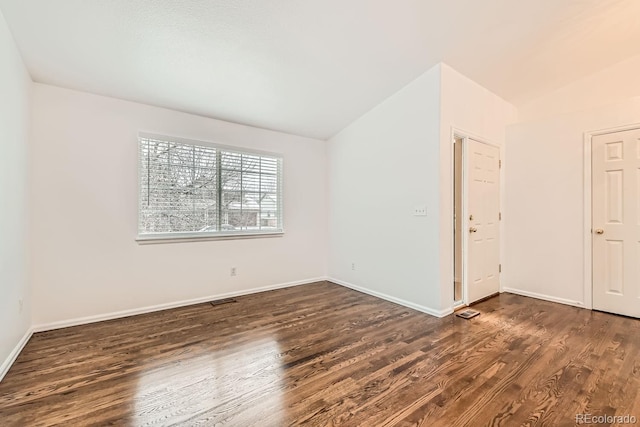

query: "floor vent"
left=456, top=309, right=480, bottom=319
left=210, top=298, right=238, bottom=307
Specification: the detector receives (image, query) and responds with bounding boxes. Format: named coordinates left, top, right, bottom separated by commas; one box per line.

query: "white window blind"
left=138, top=135, right=283, bottom=240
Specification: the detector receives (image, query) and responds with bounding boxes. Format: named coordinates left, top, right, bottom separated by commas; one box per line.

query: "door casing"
left=452, top=129, right=502, bottom=307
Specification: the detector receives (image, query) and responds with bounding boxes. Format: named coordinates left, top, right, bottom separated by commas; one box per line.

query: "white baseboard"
left=328, top=277, right=453, bottom=318
left=32, top=277, right=326, bottom=333
left=502, top=287, right=585, bottom=309
left=0, top=327, right=34, bottom=383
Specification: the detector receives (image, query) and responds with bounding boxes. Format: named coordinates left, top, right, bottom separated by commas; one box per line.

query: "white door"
left=592, top=128, right=640, bottom=318
left=466, top=139, right=501, bottom=303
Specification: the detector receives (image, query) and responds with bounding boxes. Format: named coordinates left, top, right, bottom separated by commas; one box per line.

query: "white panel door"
left=592, top=128, right=640, bottom=318
left=466, top=139, right=501, bottom=303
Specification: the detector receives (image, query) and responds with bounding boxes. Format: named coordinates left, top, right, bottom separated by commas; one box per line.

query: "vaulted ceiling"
left=2, top=0, right=639, bottom=139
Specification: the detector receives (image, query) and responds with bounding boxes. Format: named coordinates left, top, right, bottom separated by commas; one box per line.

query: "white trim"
left=583, top=122, right=640, bottom=311
left=452, top=300, right=466, bottom=310
left=328, top=278, right=453, bottom=318
left=32, top=277, right=324, bottom=333
left=461, top=133, right=470, bottom=306
left=583, top=132, right=593, bottom=310
left=451, top=126, right=497, bottom=146
left=502, top=287, right=585, bottom=309
left=136, top=231, right=284, bottom=244
left=0, top=327, right=34, bottom=383
left=138, top=132, right=284, bottom=158
left=584, top=122, right=640, bottom=137
left=449, top=130, right=460, bottom=307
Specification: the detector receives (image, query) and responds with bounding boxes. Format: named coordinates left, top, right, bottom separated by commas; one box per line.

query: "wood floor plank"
left=1, top=281, right=639, bottom=426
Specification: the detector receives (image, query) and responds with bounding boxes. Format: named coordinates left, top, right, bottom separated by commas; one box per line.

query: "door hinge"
left=499, top=212, right=502, bottom=221
left=499, top=264, right=502, bottom=273
left=499, top=159, right=502, bottom=169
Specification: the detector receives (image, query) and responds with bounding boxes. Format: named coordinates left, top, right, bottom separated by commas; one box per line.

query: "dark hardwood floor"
left=1, top=281, right=639, bottom=426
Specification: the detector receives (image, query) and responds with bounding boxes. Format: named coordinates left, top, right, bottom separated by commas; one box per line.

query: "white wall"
left=505, top=54, right=640, bottom=306
left=0, top=10, right=31, bottom=376
left=30, top=84, right=327, bottom=326
left=505, top=97, right=640, bottom=306
left=439, top=64, right=517, bottom=309
left=327, top=64, right=443, bottom=314
left=518, top=53, right=640, bottom=123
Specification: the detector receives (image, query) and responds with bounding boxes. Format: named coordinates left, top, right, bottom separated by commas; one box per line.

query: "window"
left=138, top=134, right=283, bottom=241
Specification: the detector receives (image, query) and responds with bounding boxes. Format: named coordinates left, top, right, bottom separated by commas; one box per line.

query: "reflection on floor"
left=1, top=281, right=639, bottom=426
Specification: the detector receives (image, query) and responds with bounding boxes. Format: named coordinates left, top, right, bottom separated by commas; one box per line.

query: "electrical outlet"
left=351, top=262, right=356, bottom=271
left=230, top=267, right=237, bottom=277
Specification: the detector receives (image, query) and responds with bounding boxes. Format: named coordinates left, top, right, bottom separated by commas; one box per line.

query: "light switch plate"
left=414, top=206, right=427, bottom=216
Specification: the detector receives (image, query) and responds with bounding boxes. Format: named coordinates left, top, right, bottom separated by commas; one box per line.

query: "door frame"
left=451, top=128, right=502, bottom=307
left=583, top=122, right=640, bottom=311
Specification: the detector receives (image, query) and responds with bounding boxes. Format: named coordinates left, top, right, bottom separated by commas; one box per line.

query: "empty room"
left=1, top=1, right=640, bottom=425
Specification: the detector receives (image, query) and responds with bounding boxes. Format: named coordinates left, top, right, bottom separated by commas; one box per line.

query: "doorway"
left=591, top=126, right=640, bottom=318
left=453, top=134, right=501, bottom=306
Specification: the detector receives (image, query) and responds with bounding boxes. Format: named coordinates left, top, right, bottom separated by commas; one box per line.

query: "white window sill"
left=136, top=231, right=284, bottom=245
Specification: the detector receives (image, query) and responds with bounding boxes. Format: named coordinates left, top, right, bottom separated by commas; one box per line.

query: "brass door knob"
left=469, top=227, right=478, bottom=233
left=595, top=229, right=604, bottom=235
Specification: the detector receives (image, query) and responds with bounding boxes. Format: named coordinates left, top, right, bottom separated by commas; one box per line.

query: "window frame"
left=136, top=132, right=284, bottom=244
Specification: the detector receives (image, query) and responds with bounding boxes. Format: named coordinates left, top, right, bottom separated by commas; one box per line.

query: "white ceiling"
left=1, top=0, right=640, bottom=139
